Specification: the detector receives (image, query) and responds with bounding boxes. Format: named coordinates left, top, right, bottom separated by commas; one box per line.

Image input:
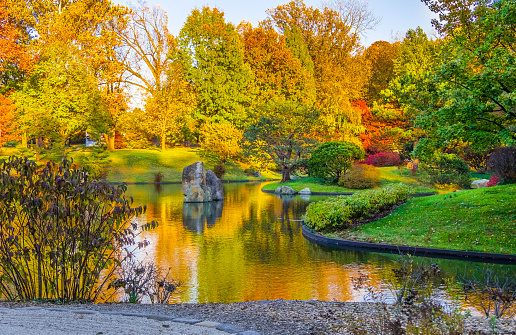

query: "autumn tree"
left=176, top=7, right=255, bottom=129
left=364, top=41, right=400, bottom=104
left=321, top=0, right=381, bottom=36
left=355, top=100, right=415, bottom=154
left=144, top=61, right=196, bottom=151
left=0, top=94, right=18, bottom=147
left=243, top=101, right=319, bottom=182
left=200, top=122, right=243, bottom=165
left=10, top=0, right=128, bottom=148
left=239, top=22, right=315, bottom=106
left=0, top=3, right=33, bottom=94
left=266, top=0, right=369, bottom=142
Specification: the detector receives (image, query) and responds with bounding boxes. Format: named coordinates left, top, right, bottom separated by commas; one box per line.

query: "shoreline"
left=0, top=300, right=514, bottom=334
left=302, top=225, right=516, bottom=264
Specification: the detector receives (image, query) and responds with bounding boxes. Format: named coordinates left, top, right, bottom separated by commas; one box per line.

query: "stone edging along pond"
left=301, top=225, right=516, bottom=264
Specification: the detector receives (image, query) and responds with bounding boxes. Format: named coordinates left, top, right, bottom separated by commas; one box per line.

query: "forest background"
left=0, top=0, right=515, bottom=182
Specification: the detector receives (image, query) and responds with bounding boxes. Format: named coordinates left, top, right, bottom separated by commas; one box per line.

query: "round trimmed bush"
left=339, top=164, right=380, bottom=189
left=309, top=141, right=364, bottom=182
left=420, top=153, right=471, bottom=188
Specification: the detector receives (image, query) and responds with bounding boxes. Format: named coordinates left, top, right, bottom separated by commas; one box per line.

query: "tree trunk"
left=281, top=165, right=292, bottom=183
left=161, top=132, right=166, bottom=152
left=104, top=133, right=115, bottom=151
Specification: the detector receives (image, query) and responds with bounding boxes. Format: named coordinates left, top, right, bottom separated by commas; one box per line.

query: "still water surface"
left=127, top=182, right=515, bottom=306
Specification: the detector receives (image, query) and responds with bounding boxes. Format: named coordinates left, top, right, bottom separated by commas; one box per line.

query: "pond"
left=127, top=182, right=516, bottom=309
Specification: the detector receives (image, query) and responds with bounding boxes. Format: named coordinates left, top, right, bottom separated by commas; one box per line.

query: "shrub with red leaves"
left=487, top=175, right=501, bottom=187
left=359, top=151, right=402, bottom=167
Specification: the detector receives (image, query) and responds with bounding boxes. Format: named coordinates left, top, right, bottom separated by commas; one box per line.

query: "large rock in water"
left=206, top=170, right=224, bottom=201
left=471, top=179, right=489, bottom=189
left=274, top=186, right=296, bottom=195
left=184, top=184, right=213, bottom=203
left=182, top=162, right=206, bottom=196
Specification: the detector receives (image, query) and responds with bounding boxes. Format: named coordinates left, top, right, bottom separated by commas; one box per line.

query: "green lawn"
left=325, top=184, right=516, bottom=255
left=0, top=146, right=280, bottom=183
left=262, top=167, right=444, bottom=194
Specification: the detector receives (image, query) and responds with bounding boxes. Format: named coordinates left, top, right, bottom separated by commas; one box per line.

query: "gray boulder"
left=274, top=186, right=296, bottom=195
left=206, top=170, right=224, bottom=201
left=184, top=184, right=213, bottom=203
left=471, top=179, right=489, bottom=189
left=182, top=162, right=206, bottom=196
left=298, top=188, right=311, bottom=195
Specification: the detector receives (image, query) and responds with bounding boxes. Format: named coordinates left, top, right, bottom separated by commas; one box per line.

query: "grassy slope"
left=326, top=184, right=516, bottom=255
left=0, top=147, right=280, bottom=183
left=262, top=167, right=443, bottom=193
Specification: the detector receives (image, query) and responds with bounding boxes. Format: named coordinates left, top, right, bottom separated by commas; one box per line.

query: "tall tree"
left=0, top=1, right=33, bottom=94
left=0, top=94, right=19, bottom=147
left=404, top=0, right=516, bottom=154
left=10, top=0, right=128, bottom=148
left=266, top=0, right=368, bottom=142
left=113, top=0, right=174, bottom=150
left=243, top=101, right=318, bottom=182
left=176, top=6, right=254, bottom=129
left=364, top=41, right=400, bottom=104
left=238, top=22, right=315, bottom=106
left=144, top=61, right=196, bottom=151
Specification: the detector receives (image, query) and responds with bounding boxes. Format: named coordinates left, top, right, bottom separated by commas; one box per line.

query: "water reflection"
left=182, top=201, right=224, bottom=233
left=126, top=182, right=516, bottom=309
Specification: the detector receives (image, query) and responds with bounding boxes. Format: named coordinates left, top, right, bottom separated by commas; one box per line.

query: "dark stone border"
left=109, top=179, right=280, bottom=185
left=302, top=225, right=516, bottom=264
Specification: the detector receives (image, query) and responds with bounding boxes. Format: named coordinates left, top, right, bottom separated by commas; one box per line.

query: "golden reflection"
left=124, top=183, right=516, bottom=305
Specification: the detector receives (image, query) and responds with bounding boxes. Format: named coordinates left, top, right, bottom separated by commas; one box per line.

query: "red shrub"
left=359, top=151, right=402, bottom=167
left=487, top=175, right=501, bottom=187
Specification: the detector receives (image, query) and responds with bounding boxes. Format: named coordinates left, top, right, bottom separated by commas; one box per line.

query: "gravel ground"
left=1, top=300, right=515, bottom=334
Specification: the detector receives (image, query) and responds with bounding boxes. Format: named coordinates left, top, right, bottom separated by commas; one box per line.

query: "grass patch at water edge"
left=0, top=147, right=280, bottom=183
left=263, top=167, right=441, bottom=193
left=325, top=184, right=516, bottom=255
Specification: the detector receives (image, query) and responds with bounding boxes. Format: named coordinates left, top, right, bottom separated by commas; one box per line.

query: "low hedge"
left=303, top=185, right=412, bottom=232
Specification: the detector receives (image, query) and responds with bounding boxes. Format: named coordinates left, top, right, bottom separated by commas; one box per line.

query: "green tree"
left=176, top=7, right=254, bottom=128
left=411, top=0, right=516, bottom=153
left=309, top=141, right=364, bottom=181
left=243, top=101, right=318, bottom=182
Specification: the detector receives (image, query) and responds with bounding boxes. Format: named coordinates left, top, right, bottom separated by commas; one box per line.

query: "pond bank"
left=0, top=300, right=514, bottom=334
left=302, top=225, right=516, bottom=264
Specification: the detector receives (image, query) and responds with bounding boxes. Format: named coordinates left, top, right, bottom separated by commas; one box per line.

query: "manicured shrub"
left=309, top=141, right=364, bottom=182
left=487, top=146, right=516, bottom=183
left=339, top=164, right=380, bottom=189
left=303, top=185, right=412, bottom=232
left=360, top=151, right=402, bottom=167
left=0, top=156, right=155, bottom=302
left=420, top=153, right=471, bottom=189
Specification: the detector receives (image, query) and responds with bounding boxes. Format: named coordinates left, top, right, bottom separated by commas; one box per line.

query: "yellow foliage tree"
left=200, top=122, right=243, bottom=165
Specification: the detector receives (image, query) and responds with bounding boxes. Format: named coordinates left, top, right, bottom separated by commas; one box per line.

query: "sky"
left=114, top=0, right=439, bottom=46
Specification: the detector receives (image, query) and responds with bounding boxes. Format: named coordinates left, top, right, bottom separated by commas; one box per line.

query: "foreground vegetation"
left=323, top=184, right=516, bottom=255
left=0, top=146, right=280, bottom=183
